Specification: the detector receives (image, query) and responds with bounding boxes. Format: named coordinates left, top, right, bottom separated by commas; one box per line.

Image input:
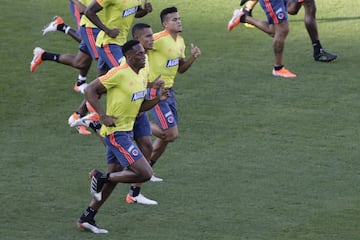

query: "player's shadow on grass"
left=318, top=16, right=360, bottom=22
left=291, top=16, right=360, bottom=23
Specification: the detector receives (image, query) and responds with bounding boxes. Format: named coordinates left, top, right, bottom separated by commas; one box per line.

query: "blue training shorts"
left=97, top=44, right=123, bottom=72
left=79, top=26, right=100, bottom=60
left=68, top=1, right=81, bottom=32
left=105, top=131, right=144, bottom=168
left=133, top=112, right=152, bottom=140
left=259, top=0, right=288, bottom=24
left=148, top=88, right=178, bottom=130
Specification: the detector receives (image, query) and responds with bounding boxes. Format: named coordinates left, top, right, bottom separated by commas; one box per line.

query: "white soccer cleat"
left=42, top=16, right=64, bottom=35
left=79, top=82, right=88, bottom=94
left=71, top=116, right=91, bottom=128
left=70, top=112, right=99, bottom=128
left=77, top=221, right=108, bottom=234
left=68, top=113, right=76, bottom=125
left=78, top=83, right=88, bottom=94
left=30, top=47, right=45, bottom=72
left=126, top=193, right=158, bottom=205
left=74, top=82, right=88, bottom=94
left=68, top=112, right=92, bottom=135
left=227, top=9, right=244, bottom=31
left=150, top=175, right=163, bottom=182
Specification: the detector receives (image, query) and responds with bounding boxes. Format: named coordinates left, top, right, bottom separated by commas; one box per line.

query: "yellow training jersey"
left=120, top=54, right=150, bottom=86
left=95, top=0, right=142, bottom=47
left=148, top=30, right=186, bottom=88
left=79, top=0, right=105, bottom=28
left=99, top=63, right=147, bottom=136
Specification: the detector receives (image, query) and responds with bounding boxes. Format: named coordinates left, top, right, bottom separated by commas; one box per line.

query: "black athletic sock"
left=89, top=121, right=102, bottom=133
left=150, top=160, right=156, bottom=167
left=74, top=111, right=86, bottom=118
left=274, top=65, right=283, bottom=71
left=76, top=80, right=86, bottom=86
left=81, top=207, right=97, bottom=221
left=41, top=52, right=60, bottom=62
left=57, top=23, right=68, bottom=33
left=102, top=173, right=110, bottom=182
left=129, top=186, right=141, bottom=197
left=95, top=173, right=110, bottom=192
left=243, top=7, right=253, bottom=17
left=239, top=14, right=246, bottom=23
left=312, top=40, right=323, bottom=55
left=77, top=75, right=87, bottom=85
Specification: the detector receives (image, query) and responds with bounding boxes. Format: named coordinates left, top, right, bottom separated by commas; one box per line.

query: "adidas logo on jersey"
left=166, top=58, right=179, bottom=68
left=131, top=90, right=146, bottom=101
left=123, top=6, right=138, bottom=17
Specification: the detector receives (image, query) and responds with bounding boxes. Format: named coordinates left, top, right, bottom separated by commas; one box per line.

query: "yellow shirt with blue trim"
left=148, top=30, right=186, bottom=88
left=120, top=54, right=150, bottom=86
left=95, top=0, right=142, bottom=47
left=99, top=63, right=147, bottom=136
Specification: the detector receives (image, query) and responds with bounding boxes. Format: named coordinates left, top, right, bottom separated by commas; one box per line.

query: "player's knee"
left=141, top=167, right=153, bottom=182
left=287, top=9, right=298, bottom=15
left=287, top=6, right=299, bottom=15
left=287, top=2, right=301, bottom=15
left=156, top=131, right=167, bottom=140
left=159, top=132, right=178, bottom=142
left=278, top=25, right=289, bottom=36
left=167, top=133, right=178, bottom=142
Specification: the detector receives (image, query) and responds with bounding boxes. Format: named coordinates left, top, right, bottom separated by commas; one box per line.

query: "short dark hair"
left=160, top=7, right=178, bottom=23
left=122, top=40, right=140, bottom=56
left=132, top=23, right=151, bottom=38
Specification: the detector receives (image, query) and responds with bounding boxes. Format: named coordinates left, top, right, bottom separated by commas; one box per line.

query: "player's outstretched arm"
left=178, top=43, right=201, bottom=74
left=140, top=85, right=169, bottom=112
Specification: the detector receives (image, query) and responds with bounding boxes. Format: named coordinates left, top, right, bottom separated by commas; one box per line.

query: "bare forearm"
left=135, top=8, right=149, bottom=18
left=85, top=6, right=110, bottom=34
left=178, top=56, right=196, bottom=73
left=84, top=82, right=106, bottom=118
left=135, top=2, right=152, bottom=18
left=139, top=98, right=161, bottom=112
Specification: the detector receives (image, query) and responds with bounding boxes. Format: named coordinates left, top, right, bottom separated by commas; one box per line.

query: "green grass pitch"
left=1, top=0, right=359, bottom=239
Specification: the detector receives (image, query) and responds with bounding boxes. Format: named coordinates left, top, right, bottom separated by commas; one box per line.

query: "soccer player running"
left=147, top=7, right=201, bottom=178
left=66, top=0, right=105, bottom=134
left=238, top=0, right=337, bottom=62
left=228, top=0, right=296, bottom=78
left=124, top=23, right=161, bottom=205
left=72, top=23, right=161, bottom=205
left=31, top=0, right=106, bottom=135
left=85, top=0, right=153, bottom=76
left=69, top=0, right=152, bottom=134
left=77, top=40, right=169, bottom=234
left=31, top=4, right=91, bottom=88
